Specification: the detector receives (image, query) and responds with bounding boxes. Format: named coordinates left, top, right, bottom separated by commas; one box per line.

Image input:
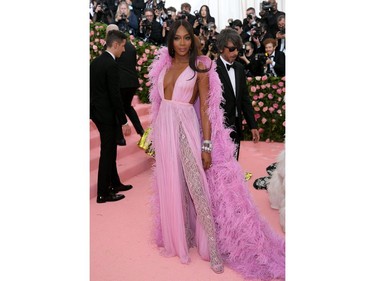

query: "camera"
left=279, top=28, right=285, bottom=35
left=255, top=53, right=268, bottom=65
left=176, top=10, right=187, bottom=20
left=252, top=27, right=262, bottom=38
left=247, top=14, right=253, bottom=21
left=97, top=1, right=109, bottom=13
left=207, top=36, right=218, bottom=54
left=261, top=1, right=274, bottom=12
left=120, top=13, right=127, bottom=20
left=228, top=18, right=233, bottom=28
left=238, top=44, right=246, bottom=57
left=156, top=0, right=165, bottom=10
left=194, top=10, right=203, bottom=25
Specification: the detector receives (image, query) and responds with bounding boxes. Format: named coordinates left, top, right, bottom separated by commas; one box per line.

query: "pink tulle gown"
left=149, top=48, right=285, bottom=281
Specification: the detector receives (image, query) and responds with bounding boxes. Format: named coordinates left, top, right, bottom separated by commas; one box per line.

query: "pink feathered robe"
left=149, top=47, right=285, bottom=280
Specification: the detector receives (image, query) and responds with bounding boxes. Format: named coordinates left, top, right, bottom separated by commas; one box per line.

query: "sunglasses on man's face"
left=224, top=46, right=238, bottom=52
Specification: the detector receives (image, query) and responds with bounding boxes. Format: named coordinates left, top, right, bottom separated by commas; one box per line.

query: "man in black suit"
left=90, top=29, right=133, bottom=204
left=263, top=38, right=285, bottom=77
left=215, top=28, right=260, bottom=160
left=118, top=40, right=145, bottom=138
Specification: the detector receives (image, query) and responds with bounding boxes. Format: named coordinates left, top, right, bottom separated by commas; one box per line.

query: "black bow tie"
left=226, top=63, right=236, bottom=71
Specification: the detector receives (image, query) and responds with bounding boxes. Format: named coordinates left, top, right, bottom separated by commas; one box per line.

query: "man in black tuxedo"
left=263, top=38, right=285, bottom=77
left=90, top=30, right=133, bottom=204
left=215, top=28, right=260, bottom=160
left=117, top=40, right=145, bottom=138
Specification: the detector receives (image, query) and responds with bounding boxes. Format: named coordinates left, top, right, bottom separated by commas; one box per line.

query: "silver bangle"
left=201, top=140, right=212, bottom=153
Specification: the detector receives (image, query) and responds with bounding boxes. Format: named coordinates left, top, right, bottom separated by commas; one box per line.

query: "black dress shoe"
left=110, top=183, right=133, bottom=193
left=97, top=193, right=125, bottom=203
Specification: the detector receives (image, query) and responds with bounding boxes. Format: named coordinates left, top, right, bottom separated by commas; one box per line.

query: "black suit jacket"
left=90, top=51, right=127, bottom=126
left=272, top=50, right=285, bottom=77
left=216, top=58, right=258, bottom=138
left=117, top=41, right=140, bottom=89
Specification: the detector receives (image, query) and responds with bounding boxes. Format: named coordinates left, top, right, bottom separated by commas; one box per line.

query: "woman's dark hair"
left=167, top=20, right=211, bottom=73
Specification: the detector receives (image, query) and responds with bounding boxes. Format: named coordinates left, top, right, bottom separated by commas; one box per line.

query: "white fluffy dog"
left=267, top=150, right=285, bottom=232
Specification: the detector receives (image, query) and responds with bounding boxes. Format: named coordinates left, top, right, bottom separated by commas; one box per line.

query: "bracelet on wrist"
left=201, top=140, right=212, bottom=153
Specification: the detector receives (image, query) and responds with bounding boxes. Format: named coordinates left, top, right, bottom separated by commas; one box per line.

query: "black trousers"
left=229, top=117, right=242, bottom=161
left=120, top=87, right=144, bottom=136
left=92, top=118, right=122, bottom=197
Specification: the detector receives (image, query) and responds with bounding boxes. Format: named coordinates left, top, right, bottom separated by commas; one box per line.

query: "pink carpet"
left=90, top=138, right=285, bottom=281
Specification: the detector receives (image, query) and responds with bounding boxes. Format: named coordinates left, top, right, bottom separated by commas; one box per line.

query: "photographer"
left=259, top=0, right=285, bottom=38
left=93, top=1, right=115, bottom=24
left=192, top=5, right=215, bottom=36
left=180, top=3, right=196, bottom=26
left=238, top=41, right=263, bottom=77
left=242, top=7, right=260, bottom=35
left=250, top=22, right=273, bottom=54
left=231, top=19, right=250, bottom=43
left=275, top=14, right=285, bottom=53
left=202, top=23, right=219, bottom=59
left=262, top=38, right=285, bottom=77
left=139, top=8, right=162, bottom=44
left=115, top=1, right=139, bottom=35
left=161, top=6, right=177, bottom=45
left=126, top=0, right=146, bottom=23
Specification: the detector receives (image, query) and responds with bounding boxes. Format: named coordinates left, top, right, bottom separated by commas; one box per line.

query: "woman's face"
left=173, top=25, right=192, bottom=58
left=200, top=6, right=207, bottom=17
left=120, top=5, right=128, bottom=14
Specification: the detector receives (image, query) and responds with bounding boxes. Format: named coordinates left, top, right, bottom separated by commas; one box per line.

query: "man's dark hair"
left=232, top=19, right=243, bottom=28
left=106, top=30, right=127, bottom=47
left=181, top=3, right=191, bottom=11
left=216, top=28, right=243, bottom=52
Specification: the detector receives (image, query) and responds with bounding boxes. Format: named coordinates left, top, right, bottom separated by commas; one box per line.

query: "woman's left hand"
left=202, top=152, right=212, bottom=170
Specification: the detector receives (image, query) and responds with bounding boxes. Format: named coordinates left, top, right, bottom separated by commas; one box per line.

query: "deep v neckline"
left=163, top=64, right=190, bottom=100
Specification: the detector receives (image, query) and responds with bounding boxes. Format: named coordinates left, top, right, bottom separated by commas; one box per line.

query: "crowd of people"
left=90, top=0, right=285, bottom=77
left=90, top=1, right=286, bottom=280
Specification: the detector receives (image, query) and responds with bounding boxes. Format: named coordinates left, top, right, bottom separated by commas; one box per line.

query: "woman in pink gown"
left=149, top=20, right=285, bottom=280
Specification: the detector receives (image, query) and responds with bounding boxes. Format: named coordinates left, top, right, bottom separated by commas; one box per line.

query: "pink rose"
left=258, top=101, right=264, bottom=107
left=263, top=106, right=268, bottom=112
left=251, top=86, right=257, bottom=92
left=95, top=26, right=99, bottom=30
left=278, top=82, right=284, bottom=87
left=276, top=88, right=282, bottom=94
left=283, top=121, right=286, bottom=127
left=261, top=75, right=267, bottom=81
left=252, top=95, right=258, bottom=101
left=144, top=74, right=149, bottom=78
left=269, top=107, right=275, bottom=113
left=282, top=105, right=286, bottom=110
left=271, top=119, right=276, bottom=123
left=94, top=38, right=99, bottom=42
left=256, top=85, right=260, bottom=89
left=266, top=83, right=271, bottom=88
left=261, top=117, right=267, bottom=124
left=100, top=39, right=106, bottom=46
left=272, top=85, right=278, bottom=89
left=93, top=45, right=98, bottom=51
left=137, top=59, right=143, bottom=65
left=138, top=41, right=144, bottom=46
left=90, top=31, right=94, bottom=36
left=136, top=66, right=141, bottom=71
left=138, top=87, right=143, bottom=91
left=282, top=87, right=286, bottom=92
left=258, top=128, right=264, bottom=133
left=254, top=113, right=261, bottom=120
left=151, top=45, right=157, bottom=50
left=252, top=101, right=257, bottom=106
left=278, top=97, right=282, bottom=102
left=261, top=85, right=266, bottom=89
left=145, top=81, right=151, bottom=87
left=277, top=109, right=282, bottom=114
left=259, top=92, right=264, bottom=99
left=145, top=49, right=150, bottom=54
left=254, top=107, right=260, bottom=112
left=282, top=76, right=286, bottom=81
left=255, top=76, right=261, bottom=81
left=268, top=94, right=273, bottom=99
left=138, top=79, right=144, bottom=84
left=273, top=103, right=279, bottom=109
left=247, top=77, right=253, bottom=82
left=90, top=42, right=94, bottom=46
